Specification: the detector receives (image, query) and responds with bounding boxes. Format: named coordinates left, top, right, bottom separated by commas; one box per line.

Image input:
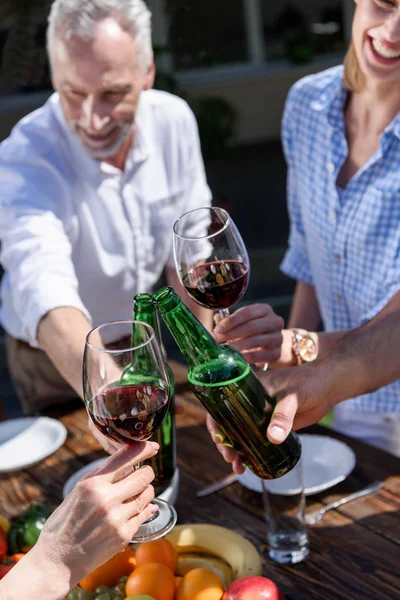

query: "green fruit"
left=77, top=590, right=94, bottom=600
left=95, top=587, right=110, bottom=595
left=125, top=596, right=156, bottom=600
left=110, top=584, right=124, bottom=598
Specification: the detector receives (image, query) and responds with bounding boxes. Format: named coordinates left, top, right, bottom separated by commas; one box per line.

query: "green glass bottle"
left=133, top=293, right=177, bottom=494
left=153, top=287, right=301, bottom=480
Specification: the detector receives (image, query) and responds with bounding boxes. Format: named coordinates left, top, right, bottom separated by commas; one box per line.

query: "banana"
left=166, top=524, right=262, bottom=580
left=177, top=552, right=234, bottom=589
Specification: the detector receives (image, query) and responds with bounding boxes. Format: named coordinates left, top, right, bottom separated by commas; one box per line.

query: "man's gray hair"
left=47, top=0, right=153, bottom=69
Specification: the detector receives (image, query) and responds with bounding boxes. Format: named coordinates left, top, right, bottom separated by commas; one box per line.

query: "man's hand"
left=206, top=360, right=336, bottom=468
left=260, top=363, right=335, bottom=441
left=206, top=414, right=246, bottom=474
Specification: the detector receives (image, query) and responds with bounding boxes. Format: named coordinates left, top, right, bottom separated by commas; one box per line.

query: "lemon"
left=0, top=516, right=11, bottom=534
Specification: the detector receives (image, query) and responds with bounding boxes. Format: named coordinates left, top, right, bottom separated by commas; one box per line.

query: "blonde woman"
left=214, top=0, right=400, bottom=457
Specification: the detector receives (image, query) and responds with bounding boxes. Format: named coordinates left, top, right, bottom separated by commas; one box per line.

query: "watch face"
left=299, top=335, right=318, bottom=362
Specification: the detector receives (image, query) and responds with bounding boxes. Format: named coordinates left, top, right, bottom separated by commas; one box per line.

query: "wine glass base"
left=129, top=498, right=177, bottom=543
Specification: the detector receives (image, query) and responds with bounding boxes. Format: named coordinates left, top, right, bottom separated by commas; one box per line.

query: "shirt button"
left=327, top=162, right=335, bottom=173
left=334, top=254, right=341, bottom=262
left=335, top=294, right=342, bottom=302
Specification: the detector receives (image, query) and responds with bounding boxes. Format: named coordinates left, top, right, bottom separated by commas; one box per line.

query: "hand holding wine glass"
left=213, top=303, right=285, bottom=367
left=173, top=206, right=250, bottom=318
left=83, top=320, right=177, bottom=542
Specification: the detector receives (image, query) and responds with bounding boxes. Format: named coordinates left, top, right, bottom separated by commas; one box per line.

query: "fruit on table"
left=176, top=552, right=233, bottom=589
left=166, top=524, right=262, bottom=580
left=125, top=596, right=157, bottom=600
left=8, top=503, right=53, bottom=553
left=0, top=527, right=8, bottom=561
left=0, top=516, right=11, bottom=535
left=135, top=538, right=178, bottom=573
left=222, top=576, right=286, bottom=600
left=79, top=546, right=136, bottom=591
left=176, top=567, right=224, bottom=600
left=68, top=575, right=128, bottom=599
left=175, top=576, right=183, bottom=593
left=125, top=562, right=175, bottom=600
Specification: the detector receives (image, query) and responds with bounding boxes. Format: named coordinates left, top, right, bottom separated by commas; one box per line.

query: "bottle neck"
left=133, top=295, right=174, bottom=386
left=153, top=287, right=220, bottom=366
left=133, top=306, right=162, bottom=345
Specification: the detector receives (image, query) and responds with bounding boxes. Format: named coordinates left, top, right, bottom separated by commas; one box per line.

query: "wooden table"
left=1, top=361, right=400, bottom=600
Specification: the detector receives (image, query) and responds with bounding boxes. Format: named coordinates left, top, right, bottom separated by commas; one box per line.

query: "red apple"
left=223, top=576, right=285, bottom=600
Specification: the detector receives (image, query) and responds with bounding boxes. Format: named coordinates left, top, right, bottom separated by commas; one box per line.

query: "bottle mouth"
left=153, top=286, right=174, bottom=303
left=135, top=292, right=153, bottom=304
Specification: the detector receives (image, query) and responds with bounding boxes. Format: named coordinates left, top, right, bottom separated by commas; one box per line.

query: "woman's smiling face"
left=352, top=0, right=400, bottom=84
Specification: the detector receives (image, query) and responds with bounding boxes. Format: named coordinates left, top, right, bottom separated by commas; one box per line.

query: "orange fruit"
left=135, top=538, right=178, bottom=573
left=125, top=562, right=175, bottom=600
left=79, top=546, right=136, bottom=591
left=175, top=575, right=183, bottom=592
left=177, top=567, right=224, bottom=600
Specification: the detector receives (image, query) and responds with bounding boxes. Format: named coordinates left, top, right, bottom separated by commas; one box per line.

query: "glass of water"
left=262, top=460, right=309, bottom=564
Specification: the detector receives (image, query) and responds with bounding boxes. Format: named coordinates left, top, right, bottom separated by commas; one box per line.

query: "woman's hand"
left=88, top=397, right=184, bottom=455
left=213, top=304, right=289, bottom=367
left=0, top=442, right=159, bottom=599
left=87, top=415, right=124, bottom=454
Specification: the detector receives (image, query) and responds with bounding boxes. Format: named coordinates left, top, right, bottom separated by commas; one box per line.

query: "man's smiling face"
left=52, top=18, right=153, bottom=159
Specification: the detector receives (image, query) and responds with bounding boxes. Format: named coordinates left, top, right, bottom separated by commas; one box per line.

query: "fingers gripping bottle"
left=153, top=287, right=301, bottom=479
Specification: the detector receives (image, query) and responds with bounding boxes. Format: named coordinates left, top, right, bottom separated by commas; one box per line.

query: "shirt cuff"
left=21, top=287, right=92, bottom=348
left=280, top=247, right=314, bottom=286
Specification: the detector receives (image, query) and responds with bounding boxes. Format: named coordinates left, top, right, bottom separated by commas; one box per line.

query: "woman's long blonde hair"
left=343, top=41, right=366, bottom=93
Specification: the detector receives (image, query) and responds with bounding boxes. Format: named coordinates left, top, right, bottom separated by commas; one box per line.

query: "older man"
left=0, top=0, right=212, bottom=415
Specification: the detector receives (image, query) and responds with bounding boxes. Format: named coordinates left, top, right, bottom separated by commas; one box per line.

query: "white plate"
left=0, top=417, right=67, bottom=472
left=63, top=459, right=180, bottom=504
left=237, top=434, right=356, bottom=496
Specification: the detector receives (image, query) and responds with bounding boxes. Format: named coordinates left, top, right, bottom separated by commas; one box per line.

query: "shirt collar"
left=308, top=68, right=400, bottom=141
left=387, top=111, right=400, bottom=141
left=310, top=68, right=347, bottom=132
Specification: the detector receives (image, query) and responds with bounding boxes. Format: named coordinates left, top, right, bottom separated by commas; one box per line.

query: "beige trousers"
left=5, top=334, right=78, bottom=415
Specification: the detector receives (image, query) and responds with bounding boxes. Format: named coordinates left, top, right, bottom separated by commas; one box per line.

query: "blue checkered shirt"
left=281, top=65, right=400, bottom=414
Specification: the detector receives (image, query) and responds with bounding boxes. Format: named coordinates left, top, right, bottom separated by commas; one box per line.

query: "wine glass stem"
left=133, top=462, right=160, bottom=523
left=219, top=308, right=230, bottom=319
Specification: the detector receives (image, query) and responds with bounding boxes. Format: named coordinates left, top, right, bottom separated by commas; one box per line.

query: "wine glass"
left=83, top=320, right=177, bottom=543
left=173, top=206, right=250, bottom=318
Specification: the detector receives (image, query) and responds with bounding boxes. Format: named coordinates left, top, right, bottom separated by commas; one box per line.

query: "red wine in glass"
left=83, top=319, right=177, bottom=543
left=173, top=207, right=250, bottom=318
left=182, top=260, right=249, bottom=310
left=88, top=384, right=169, bottom=444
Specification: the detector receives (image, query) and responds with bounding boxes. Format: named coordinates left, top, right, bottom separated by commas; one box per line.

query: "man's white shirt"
left=0, top=89, right=212, bottom=346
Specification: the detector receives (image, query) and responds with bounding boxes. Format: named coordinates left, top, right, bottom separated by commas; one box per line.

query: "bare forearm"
left=325, top=312, right=400, bottom=403
left=316, top=330, right=349, bottom=358
left=288, top=281, right=321, bottom=330
left=37, top=307, right=92, bottom=398
left=0, top=545, right=71, bottom=600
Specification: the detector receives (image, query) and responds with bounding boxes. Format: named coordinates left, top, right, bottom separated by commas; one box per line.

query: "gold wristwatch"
left=291, top=329, right=318, bottom=365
